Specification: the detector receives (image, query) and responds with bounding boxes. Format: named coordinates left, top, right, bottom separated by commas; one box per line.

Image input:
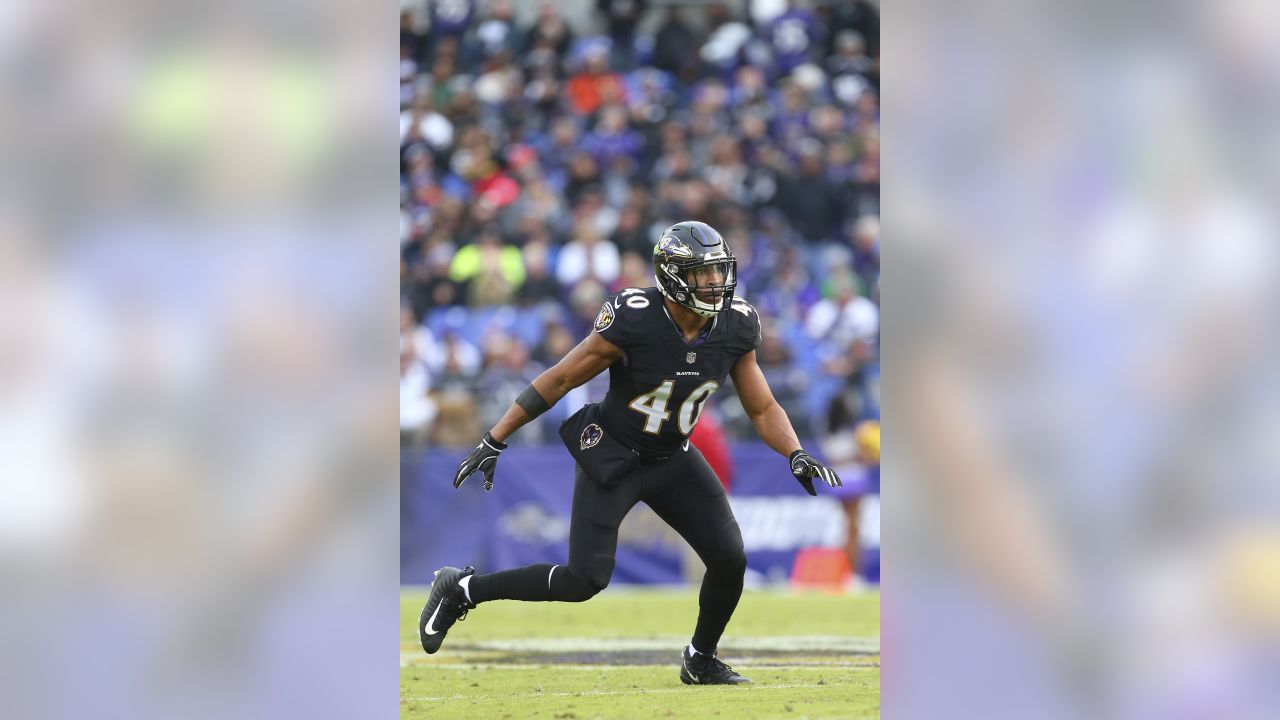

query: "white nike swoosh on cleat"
left=424, top=604, right=443, bottom=635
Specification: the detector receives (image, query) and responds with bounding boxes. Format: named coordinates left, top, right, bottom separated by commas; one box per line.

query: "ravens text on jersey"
left=591, top=287, right=762, bottom=458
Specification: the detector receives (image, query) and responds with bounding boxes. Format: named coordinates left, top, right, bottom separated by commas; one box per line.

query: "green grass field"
left=400, top=586, right=880, bottom=719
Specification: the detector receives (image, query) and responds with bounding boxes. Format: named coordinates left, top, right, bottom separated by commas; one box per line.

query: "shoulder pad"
left=613, top=287, right=657, bottom=312
left=725, top=296, right=762, bottom=354
left=728, top=296, right=758, bottom=320
left=596, top=287, right=657, bottom=344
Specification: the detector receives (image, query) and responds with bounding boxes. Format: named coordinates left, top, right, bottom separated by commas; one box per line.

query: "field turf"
left=400, top=586, right=880, bottom=719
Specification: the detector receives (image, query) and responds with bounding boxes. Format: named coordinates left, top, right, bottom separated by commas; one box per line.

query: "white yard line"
left=405, top=662, right=877, bottom=670
left=403, top=682, right=851, bottom=703
left=418, top=635, right=879, bottom=652
left=400, top=635, right=879, bottom=667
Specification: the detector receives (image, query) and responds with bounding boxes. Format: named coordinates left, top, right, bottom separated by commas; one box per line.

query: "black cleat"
left=418, top=566, right=476, bottom=654
left=679, top=646, right=752, bottom=685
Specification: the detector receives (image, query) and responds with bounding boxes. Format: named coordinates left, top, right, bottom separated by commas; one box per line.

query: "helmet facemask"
left=657, top=257, right=738, bottom=318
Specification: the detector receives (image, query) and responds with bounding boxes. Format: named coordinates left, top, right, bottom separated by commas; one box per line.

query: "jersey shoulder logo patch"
left=594, top=301, right=615, bottom=332
left=580, top=423, right=603, bottom=450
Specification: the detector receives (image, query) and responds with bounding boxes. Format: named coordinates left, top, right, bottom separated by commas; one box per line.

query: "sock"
left=458, top=574, right=473, bottom=604
left=469, top=563, right=604, bottom=603
left=688, top=643, right=710, bottom=657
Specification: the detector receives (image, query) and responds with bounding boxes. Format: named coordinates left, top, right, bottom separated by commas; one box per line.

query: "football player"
left=419, top=221, right=842, bottom=685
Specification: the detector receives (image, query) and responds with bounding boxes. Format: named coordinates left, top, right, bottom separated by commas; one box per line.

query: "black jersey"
left=592, top=286, right=762, bottom=458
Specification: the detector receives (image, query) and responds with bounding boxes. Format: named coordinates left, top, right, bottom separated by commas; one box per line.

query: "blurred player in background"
left=419, top=221, right=843, bottom=685
left=831, top=419, right=879, bottom=584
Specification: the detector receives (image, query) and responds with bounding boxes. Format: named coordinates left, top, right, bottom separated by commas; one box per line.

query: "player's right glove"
left=789, top=449, right=843, bottom=496
left=453, top=432, right=507, bottom=492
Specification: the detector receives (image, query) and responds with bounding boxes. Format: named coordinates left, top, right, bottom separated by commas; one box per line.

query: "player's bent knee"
left=707, top=551, right=748, bottom=578
left=580, top=577, right=608, bottom=601
left=552, top=569, right=608, bottom=602
left=562, top=576, right=606, bottom=602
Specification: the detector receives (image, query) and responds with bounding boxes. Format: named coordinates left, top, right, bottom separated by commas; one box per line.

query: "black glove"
left=789, top=449, right=843, bottom=496
left=454, top=432, right=508, bottom=492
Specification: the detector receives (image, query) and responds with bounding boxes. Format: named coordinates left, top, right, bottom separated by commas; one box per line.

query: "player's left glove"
left=789, top=449, right=842, bottom=496
left=453, top=432, right=507, bottom=492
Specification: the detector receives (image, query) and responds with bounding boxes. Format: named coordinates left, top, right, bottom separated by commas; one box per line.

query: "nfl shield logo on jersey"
left=686, top=352, right=697, bottom=364
left=580, top=423, right=603, bottom=450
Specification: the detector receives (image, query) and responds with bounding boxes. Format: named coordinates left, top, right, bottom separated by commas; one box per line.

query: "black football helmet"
left=652, top=221, right=738, bottom=317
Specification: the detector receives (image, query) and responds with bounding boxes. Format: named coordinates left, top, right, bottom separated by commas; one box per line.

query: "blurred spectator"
left=472, top=159, right=521, bottom=210
left=700, top=11, right=754, bottom=78
left=533, top=320, right=576, bottom=369
left=827, top=31, right=875, bottom=107
left=613, top=250, right=651, bottom=292
left=566, top=278, right=608, bottom=337
left=722, top=227, right=760, bottom=296
left=401, top=96, right=454, bottom=152
left=651, top=147, right=695, bottom=186
left=467, top=0, right=519, bottom=66
left=765, top=0, right=825, bottom=75
left=704, top=135, right=750, bottom=205
left=597, top=0, right=649, bottom=69
left=506, top=178, right=567, bottom=235
left=401, top=50, right=421, bottom=109
left=850, top=214, right=880, bottom=292
left=777, top=140, right=841, bottom=243
left=533, top=116, right=581, bottom=189
left=770, top=79, right=810, bottom=150
left=600, top=155, right=638, bottom=215
left=523, top=2, right=575, bottom=61
left=611, top=203, right=652, bottom=257
left=827, top=0, right=879, bottom=59
left=810, top=104, right=847, bottom=148
left=572, top=186, right=620, bottom=238
left=408, top=234, right=459, bottom=313
left=557, top=225, right=620, bottom=288
left=517, top=235, right=561, bottom=308
left=424, top=329, right=482, bottom=389
left=852, top=130, right=880, bottom=217
left=400, top=341, right=437, bottom=446
left=651, top=8, right=701, bottom=79
left=449, top=226, right=526, bottom=306
left=756, top=244, right=820, bottom=327
left=583, top=104, right=645, bottom=171
left=430, top=0, right=477, bottom=42
left=823, top=419, right=880, bottom=583
left=806, top=268, right=878, bottom=347
left=401, top=10, right=428, bottom=67
left=563, top=151, right=603, bottom=208
left=400, top=304, right=436, bottom=360
left=757, top=325, right=795, bottom=382
left=566, top=42, right=627, bottom=116
left=749, top=0, right=787, bottom=26
left=748, top=323, right=808, bottom=434
left=477, top=332, right=542, bottom=441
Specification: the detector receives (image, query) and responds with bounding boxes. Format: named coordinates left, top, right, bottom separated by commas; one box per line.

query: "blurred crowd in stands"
left=400, top=0, right=880, bottom=451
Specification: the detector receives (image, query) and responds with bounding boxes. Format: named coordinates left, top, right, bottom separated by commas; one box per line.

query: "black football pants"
left=468, top=446, right=747, bottom=653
